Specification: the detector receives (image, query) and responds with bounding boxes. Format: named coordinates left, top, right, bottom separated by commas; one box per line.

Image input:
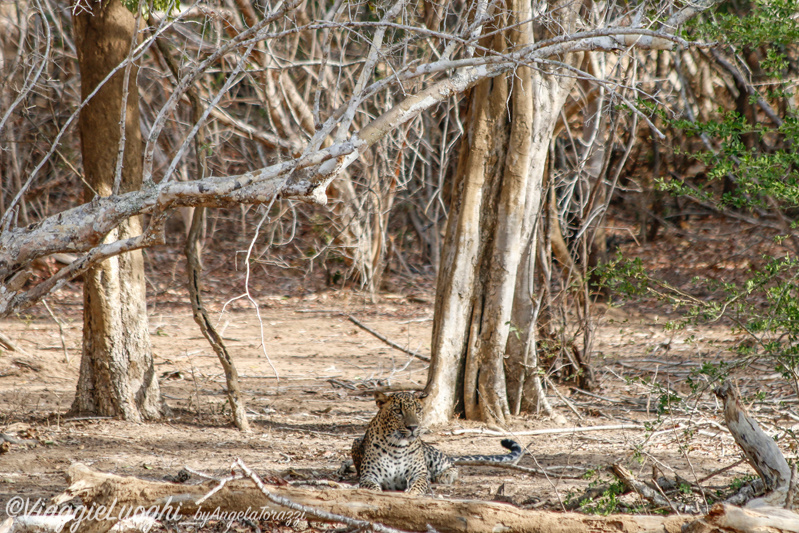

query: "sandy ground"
left=1, top=287, right=794, bottom=527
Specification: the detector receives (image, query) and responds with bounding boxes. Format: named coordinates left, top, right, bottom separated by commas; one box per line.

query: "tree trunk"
left=506, top=226, right=552, bottom=416
left=425, top=0, right=582, bottom=425
left=424, top=38, right=509, bottom=424
left=70, top=0, right=162, bottom=421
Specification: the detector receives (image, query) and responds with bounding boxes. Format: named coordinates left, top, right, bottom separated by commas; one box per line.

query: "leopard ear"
left=375, top=391, right=390, bottom=408
left=414, top=390, right=429, bottom=400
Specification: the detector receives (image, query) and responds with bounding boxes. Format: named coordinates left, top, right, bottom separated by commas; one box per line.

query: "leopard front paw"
left=359, top=479, right=382, bottom=491
left=433, top=466, right=458, bottom=485
left=405, top=477, right=429, bottom=495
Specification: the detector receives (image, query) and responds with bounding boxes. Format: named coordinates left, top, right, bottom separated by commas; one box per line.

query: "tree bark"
left=425, top=39, right=508, bottom=423
left=506, top=228, right=552, bottom=415
left=425, top=0, right=582, bottom=425
left=70, top=0, right=162, bottom=421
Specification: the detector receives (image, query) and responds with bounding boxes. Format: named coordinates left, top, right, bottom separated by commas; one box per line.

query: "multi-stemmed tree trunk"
left=70, top=0, right=163, bottom=421
left=424, top=0, right=583, bottom=425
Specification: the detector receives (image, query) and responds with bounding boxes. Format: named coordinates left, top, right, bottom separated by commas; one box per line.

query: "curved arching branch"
left=0, top=0, right=724, bottom=318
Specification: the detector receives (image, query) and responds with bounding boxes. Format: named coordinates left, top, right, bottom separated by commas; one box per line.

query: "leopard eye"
left=393, top=407, right=403, bottom=415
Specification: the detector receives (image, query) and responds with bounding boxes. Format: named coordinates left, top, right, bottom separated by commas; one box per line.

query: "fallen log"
left=48, top=463, right=692, bottom=533
left=714, top=380, right=792, bottom=507
left=0, top=330, right=22, bottom=353
left=678, top=380, right=799, bottom=533
left=683, top=503, right=799, bottom=533
left=610, top=464, right=674, bottom=511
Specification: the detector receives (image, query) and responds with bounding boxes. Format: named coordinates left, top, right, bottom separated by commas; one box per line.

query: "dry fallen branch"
left=0, top=433, right=37, bottom=445
left=233, top=458, right=406, bottom=533
left=714, top=380, right=792, bottom=507
left=0, top=330, right=27, bottom=355
left=48, top=463, right=694, bottom=533
left=683, top=503, right=799, bottom=533
left=446, top=424, right=642, bottom=436
left=697, top=458, right=747, bottom=484
left=610, top=463, right=676, bottom=512
left=347, top=315, right=430, bottom=362
left=676, top=380, right=799, bottom=532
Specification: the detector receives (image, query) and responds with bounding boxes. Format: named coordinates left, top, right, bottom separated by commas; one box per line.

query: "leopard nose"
left=406, top=425, right=418, bottom=433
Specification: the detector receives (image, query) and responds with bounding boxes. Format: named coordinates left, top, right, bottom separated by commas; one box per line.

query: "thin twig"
left=348, top=315, right=430, bottom=362
left=233, top=458, right=407, bottom=533
left=447, top=424, right=642, bottom=437
left=696, top=458, right=747, bottom=484
left=478, top=462, right=587, bottom=479
left=41, top=299, right=70, bottom=364
left=0, top=330, right=27, bottom=355
left=195, top=472, right=244, bottom=505
left=545, top=377, right=584, bottom=420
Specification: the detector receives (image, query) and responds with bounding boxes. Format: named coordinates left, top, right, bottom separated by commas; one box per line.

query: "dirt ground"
left=3, top=211, right=798, bottom=528
left=2, top=283, right=793, bottom=524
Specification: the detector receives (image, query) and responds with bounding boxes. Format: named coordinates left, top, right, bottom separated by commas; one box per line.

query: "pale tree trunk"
left=425, top=0, right=582, bottom=425
left=70, top=0, right=162, bottom=421
left=506, top=227, right=552, bottom=416
left=424, top=45, right=508, bottom=424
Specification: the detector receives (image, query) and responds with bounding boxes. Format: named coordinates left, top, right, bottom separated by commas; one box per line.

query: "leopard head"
left=374, top=391, right=426, bottom=445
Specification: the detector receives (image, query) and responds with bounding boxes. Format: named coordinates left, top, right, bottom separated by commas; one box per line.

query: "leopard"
left=350, top=391, right=522, bottom=495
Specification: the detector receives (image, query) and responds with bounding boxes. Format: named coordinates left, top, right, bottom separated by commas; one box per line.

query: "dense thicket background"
left=2, top=0, right=799, bottom=410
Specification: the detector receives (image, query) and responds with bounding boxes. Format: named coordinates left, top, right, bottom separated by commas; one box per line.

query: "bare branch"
left=0, top=0, right=724, bottom=316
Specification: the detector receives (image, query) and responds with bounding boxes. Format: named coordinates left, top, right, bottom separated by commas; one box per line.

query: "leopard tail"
left=452, top=439, right=523, bottom=465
